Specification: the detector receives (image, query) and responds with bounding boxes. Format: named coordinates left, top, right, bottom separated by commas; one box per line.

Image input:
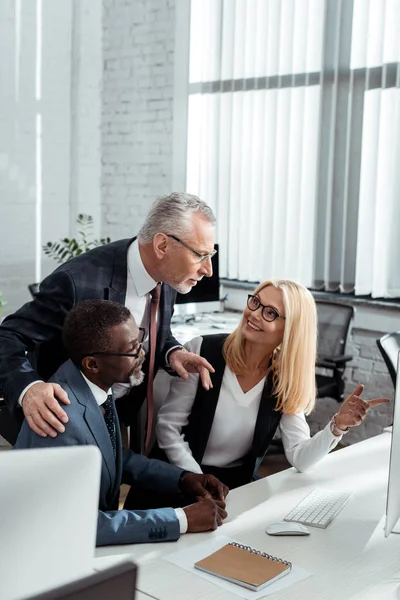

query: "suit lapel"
left=104, top=237, right=134, bottom=304
left=63, top=361, right=117, bottom=488
left=250, top=376, right=280, bottom=459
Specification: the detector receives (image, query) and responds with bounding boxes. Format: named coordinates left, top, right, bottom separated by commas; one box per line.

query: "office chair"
left=315, top=300, right=355, bottom=403
left=376, top=331, right=400, bottom=389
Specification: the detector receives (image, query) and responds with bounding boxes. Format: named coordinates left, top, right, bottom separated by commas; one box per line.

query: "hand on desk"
left=335, top=384, right=390, bottom=432
left=22, top=382, right=70, bottom=438
left=179, top=472, right=229, bottom=502
left=183, top=498, right=227, bottom=532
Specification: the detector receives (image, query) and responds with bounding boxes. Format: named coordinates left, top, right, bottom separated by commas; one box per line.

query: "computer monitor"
left=26, top=561, right=137, bottom=600
left=385, top=350, right=400, bottom=537
left=0, top=446, right=101, bottom=600
left=174, top=243, right=221, bottom=316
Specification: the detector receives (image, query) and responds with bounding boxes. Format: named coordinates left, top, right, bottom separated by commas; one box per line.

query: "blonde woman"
left=155, top=280, right=388, bottom=490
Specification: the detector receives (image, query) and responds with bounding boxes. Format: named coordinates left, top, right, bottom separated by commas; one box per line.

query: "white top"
left=156, top=336, right=342, bottom=474
left=203, top=367, right=265, bottom=468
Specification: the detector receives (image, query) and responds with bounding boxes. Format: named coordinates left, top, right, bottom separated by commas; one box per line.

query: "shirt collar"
left=80, top=372, right=112, bottom=407
left=128, top=238, right=158, bottom=296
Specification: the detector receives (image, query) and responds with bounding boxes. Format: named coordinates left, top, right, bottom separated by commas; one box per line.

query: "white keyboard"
left=284, top=488, right=352, bottom=528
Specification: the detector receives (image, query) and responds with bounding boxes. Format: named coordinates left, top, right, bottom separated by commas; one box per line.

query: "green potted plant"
left=0, top=292, right=7, bottom=321
left=43, top=214, right=111, bottom=263
left=29, top=214, right=111, bottom=297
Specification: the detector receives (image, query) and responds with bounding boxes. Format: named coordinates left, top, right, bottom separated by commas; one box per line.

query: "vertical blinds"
left=186, top=0, right=400, bottom=298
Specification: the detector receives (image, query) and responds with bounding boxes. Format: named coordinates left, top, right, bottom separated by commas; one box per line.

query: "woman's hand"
left=335, top=384, right=390, bottom=431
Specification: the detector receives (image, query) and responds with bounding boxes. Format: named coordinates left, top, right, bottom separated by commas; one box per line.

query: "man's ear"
left=153, top=233, right=168, bottom=260
left=82, top=356, right=100, bottom=374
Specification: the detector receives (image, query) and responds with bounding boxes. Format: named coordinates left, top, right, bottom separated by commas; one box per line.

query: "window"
left=181, top=0, right=400, bottom=298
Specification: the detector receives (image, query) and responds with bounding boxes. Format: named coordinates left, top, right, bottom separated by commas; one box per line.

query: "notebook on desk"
left=194, top=541, right=292, bottom=592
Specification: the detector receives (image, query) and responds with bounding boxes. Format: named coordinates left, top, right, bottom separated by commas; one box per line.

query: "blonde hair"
left=223, top=280, right=317, bottom=415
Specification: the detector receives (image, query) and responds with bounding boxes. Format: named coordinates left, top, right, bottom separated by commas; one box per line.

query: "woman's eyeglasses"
left=247, top=295, right=286, bottom=322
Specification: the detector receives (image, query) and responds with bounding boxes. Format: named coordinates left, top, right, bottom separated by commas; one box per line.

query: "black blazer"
left=154, top=334, right=283, bottom=484
left=0, top=238, right=180, bottom=421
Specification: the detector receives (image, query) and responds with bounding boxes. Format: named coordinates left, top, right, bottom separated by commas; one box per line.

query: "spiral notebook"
left=194, top=542, right=292, bottom=592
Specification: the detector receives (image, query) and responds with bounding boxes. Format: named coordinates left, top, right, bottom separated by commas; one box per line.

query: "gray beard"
left=129, top=369, right=145, bottom=387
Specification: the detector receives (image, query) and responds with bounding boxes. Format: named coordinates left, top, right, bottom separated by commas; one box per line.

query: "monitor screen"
left=174, top=243, right=221, bottom=316
left=385, top=350, right=400, bottom=537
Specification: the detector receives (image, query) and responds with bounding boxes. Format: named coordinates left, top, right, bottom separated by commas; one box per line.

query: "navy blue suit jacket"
left=0, top=238, right=180, bottom=420
left=14, top=359, right=184, bottom=546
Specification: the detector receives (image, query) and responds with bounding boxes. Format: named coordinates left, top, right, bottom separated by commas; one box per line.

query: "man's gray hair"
left=138, top=192, right=216, bottom=244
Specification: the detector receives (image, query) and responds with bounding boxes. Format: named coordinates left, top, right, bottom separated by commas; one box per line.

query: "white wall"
left=0, top=0, right=102, bottom=315
left=102, top=0, right=176, bottom=241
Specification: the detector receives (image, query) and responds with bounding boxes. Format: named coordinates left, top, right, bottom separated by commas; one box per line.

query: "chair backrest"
left=315, top=300, right=355, bottom=361
left=377, top=331, right=400, bottom=388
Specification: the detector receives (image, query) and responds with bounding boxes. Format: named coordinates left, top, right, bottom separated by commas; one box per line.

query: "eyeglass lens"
left=247, top=296, right=278, bottom=322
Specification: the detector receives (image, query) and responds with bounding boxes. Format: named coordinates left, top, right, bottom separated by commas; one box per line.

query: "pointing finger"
left=367, top=398, right=391, bottom=407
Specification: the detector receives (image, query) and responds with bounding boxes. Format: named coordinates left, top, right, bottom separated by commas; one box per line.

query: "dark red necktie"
left=145, top=283, right=161, bottom=453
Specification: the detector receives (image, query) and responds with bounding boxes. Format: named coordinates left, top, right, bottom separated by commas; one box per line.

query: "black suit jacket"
left=0, top=238, right=180, bottom=422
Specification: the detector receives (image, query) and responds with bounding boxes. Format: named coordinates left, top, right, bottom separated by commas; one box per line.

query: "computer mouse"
left=265, top=522, right=310, bottom=536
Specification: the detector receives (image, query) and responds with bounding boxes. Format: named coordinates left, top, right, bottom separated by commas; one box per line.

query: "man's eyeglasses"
left=247, top=295, right=286, bottom=323
left=82, top=328, right=146, bottom=360
left=166, top=234, right=217, bottom=263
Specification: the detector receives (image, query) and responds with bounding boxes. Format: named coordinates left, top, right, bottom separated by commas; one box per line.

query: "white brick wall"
left=102, top=0, right=176, bottom=240
left=0, top=0, right=102, bottom=315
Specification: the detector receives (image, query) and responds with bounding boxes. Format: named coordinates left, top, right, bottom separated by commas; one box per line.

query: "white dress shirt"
left=112, top=239, right=159, bottom=399
left=80, top=373, right=187, bottom=534
left=156, top=336, right=343, bottom=475
left=81, top=373, right=111, bottom=406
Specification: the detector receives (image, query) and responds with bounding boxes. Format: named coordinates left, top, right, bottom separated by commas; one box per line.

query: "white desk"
left=136, top=593, right=160, bottom=600
left=97, top=432, right=400, bottom=599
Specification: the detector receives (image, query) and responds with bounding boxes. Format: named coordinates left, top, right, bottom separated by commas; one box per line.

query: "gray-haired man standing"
left=0, top=193, right=217, bottom=453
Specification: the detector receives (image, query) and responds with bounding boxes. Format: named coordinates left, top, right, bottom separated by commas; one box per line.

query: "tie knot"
left=151, top=283, right=161, bottom=301
left=103, top=395, right=113, bottom=411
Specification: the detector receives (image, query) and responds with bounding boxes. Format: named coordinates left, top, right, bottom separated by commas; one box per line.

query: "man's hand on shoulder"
left=179, top=472, right=229, bottom=502
left=22, top=382, right=70, bottom=438
left=183, top=498, right=227, bottom=532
